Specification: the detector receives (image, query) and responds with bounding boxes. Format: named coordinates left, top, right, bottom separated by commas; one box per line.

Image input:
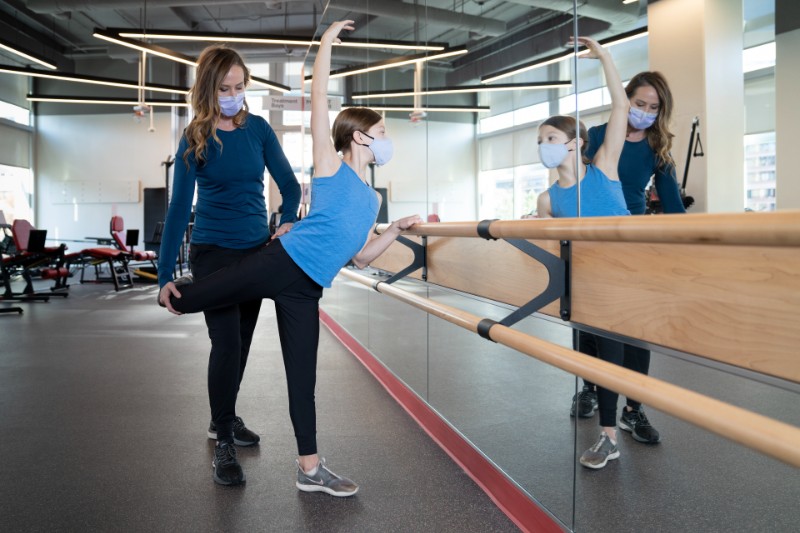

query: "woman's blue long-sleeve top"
left=586, top=123, right=686, bottom=215
left=157, top=113, right=301, bottom=287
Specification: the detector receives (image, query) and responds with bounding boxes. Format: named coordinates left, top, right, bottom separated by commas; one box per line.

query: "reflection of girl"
left=535, top=36, right=630, bottom=470
left=157, top=45, right=300, bottom=486
left=574, top=72, right=682, bottom=447
left=164, top=20, right=421, bottom=496
left=534, top=38, right=629, bottom=219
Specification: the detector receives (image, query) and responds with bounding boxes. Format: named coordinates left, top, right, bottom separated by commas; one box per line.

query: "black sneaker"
left=619, top=407, right=661, bottom=444
left=208, top=416, right=261, bottom=447
left=570, top=386, right=598, bottom=418
left=212, top=441, right=245, bottom=485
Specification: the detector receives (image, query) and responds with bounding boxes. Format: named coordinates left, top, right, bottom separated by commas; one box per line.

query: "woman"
left=157, top=44, right=301, bottom=486
left=535, top=36, right=630, bottom=469
left=571, top=72, right=682, bottom=445
left=161, top=20, right=421, bottom=496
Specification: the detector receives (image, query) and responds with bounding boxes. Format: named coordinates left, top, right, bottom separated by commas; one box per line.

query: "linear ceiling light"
left=305, top=46, right=468, bottom=82
left=343, top=103, right=489, bottom=113
left=352, top=81, right=572, bottom=100
left=27, top=95, right=189, bottom=107
left=481, top=27, right=648, bottom=84
left=0, top=38, right=57, bottom=70
left=249, top=76, right=291, bottom=93
left=0, top=65, right=189, bottom=94
left=113, top=28, right=446, bottom=52
left=93, top=30, right=197, bottom=66
left=94, top=30, right=291, bottom=93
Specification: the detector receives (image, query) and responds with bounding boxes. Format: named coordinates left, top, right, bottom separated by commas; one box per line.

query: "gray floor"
left=324, top=275, right=800, bottom=533
left=0, top=279, right=519, bottom=533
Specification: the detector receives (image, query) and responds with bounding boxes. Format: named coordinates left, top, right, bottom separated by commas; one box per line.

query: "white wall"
left=776, top=27, right=800, bottom=209
left=377, top=116, right=477, bottom=223
left=35, top=111, right=177, bottom=243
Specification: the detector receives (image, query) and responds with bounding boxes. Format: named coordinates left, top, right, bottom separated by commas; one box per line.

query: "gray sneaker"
left=580, top=432, right=620, bottom=469
left=296, top=458, right=359, bottom=497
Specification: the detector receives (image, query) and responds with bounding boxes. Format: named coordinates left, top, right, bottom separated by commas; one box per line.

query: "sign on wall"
left=53, top=180, right=140, bottom=204
left=263, top=95, right=341, bottom=111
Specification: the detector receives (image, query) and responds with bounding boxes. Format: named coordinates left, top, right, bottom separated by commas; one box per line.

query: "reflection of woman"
left=572, top=73, right=681, bottom=447
left=586, top=71, right=685, bottom=215
left=535, top=36, right=630, bottom=470
left=164, top=20, right=421, bottom=496
left=157, top=45, right=300, bottom=486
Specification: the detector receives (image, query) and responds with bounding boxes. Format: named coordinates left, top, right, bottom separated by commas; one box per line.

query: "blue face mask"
left=360, top=132, right=394, bottom=166
left=628, top=107, right=657, bottom=130
left=538, top=142, right=571, bottom=169
left=219, top=92, right=245, bottom=117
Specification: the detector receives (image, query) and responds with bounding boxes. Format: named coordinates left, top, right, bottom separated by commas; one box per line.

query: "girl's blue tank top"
left=548, top=165, right=630, bottom=218
left=279, top=162, right=380, bottom=288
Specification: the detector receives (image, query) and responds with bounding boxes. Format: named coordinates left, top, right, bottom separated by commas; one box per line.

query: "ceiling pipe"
left=446, top=0, right=642, bottom=85
left=504, top=0, right=640, bottom=34
left=26, top=0, right=275, bottom=13
left=329, top=0, right=506, bottom=37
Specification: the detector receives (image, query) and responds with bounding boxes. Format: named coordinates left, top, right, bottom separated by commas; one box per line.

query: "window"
left=744, top=131, right=776, bottom=211
left=479, top=164, right=550, bottom=219
left=0, top=164, right=34, bottom=223
left=0, top=100, right=30, bottom=126
left=743, top=42, right=776, bottom=74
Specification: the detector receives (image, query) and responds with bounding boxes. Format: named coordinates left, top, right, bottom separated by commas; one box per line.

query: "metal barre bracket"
left=495, top=238, right=571, bottom=328
left=378, top=235, right=427, bottom=287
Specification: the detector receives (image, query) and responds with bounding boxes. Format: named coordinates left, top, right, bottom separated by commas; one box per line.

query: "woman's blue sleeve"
left=157, top=137, right=197, bottom=287
left=262, top=122, right=301, bottom=225
left=654, top=163, right=687, bottom=214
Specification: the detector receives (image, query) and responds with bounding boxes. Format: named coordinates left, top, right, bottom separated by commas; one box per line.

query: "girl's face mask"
left=359, top=132, right=394, bottom=166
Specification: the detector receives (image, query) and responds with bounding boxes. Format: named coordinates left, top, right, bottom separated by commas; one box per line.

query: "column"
left=775, top=0, right=800, bottom=209
left=648, top=0, right=744, bottom=213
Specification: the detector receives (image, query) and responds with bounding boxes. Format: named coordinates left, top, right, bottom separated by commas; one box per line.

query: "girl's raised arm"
left=311, top=20, right=354, bottom=177
left=574, top=36, right=628, bottom=181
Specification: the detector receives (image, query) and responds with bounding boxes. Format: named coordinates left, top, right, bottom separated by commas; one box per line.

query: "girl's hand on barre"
left=321, top=20, right=355, bottom=44
left=568, top=36, right=607, bottom=59
left=391, top=214, right=423, bottom=232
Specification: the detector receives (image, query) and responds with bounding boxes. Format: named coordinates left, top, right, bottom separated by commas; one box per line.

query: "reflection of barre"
left=339, top=267, right=800, bottom=468
left=376, top=210, right=800, bottom=246
left=370, top=210, right=800, bottom=384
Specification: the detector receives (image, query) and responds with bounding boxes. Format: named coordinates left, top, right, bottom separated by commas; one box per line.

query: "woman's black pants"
left=190, top=243, right=264, bottom=445
left=175, top=240, right=323, bottom=456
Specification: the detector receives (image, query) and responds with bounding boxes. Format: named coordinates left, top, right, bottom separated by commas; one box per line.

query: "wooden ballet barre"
left=370, top=211, right=800, bottom=384
left=376, top=209, right=800, bottom=247
left=339, top=267, right=800, bottom=468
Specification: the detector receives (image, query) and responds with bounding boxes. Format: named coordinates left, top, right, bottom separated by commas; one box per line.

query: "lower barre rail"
left=339, top=267, right=800, bottom=469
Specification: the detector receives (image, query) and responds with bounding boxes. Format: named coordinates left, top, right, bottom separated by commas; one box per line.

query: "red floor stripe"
left=320, top=309, right=564, bottom=533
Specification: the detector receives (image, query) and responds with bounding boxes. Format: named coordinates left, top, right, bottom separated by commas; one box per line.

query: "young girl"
left=160, top=20, right=421, bottom=495
left=535, top=36, right=630, bottom=469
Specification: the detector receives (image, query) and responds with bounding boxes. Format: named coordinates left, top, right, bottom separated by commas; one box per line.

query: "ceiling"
left=0, top=1, right=646, bottom=91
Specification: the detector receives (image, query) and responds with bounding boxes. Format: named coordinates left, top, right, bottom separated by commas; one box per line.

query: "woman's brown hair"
left=331, top=107, right=383, bottom=154
left=625, top=71, right=675, bottom=169
left=183, top=45, right=250, bottom=167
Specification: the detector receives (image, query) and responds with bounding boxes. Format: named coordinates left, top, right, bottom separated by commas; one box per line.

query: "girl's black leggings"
left=577, top=332, right=624, bottom=427
left=173, top=239, right=323, bottom=456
